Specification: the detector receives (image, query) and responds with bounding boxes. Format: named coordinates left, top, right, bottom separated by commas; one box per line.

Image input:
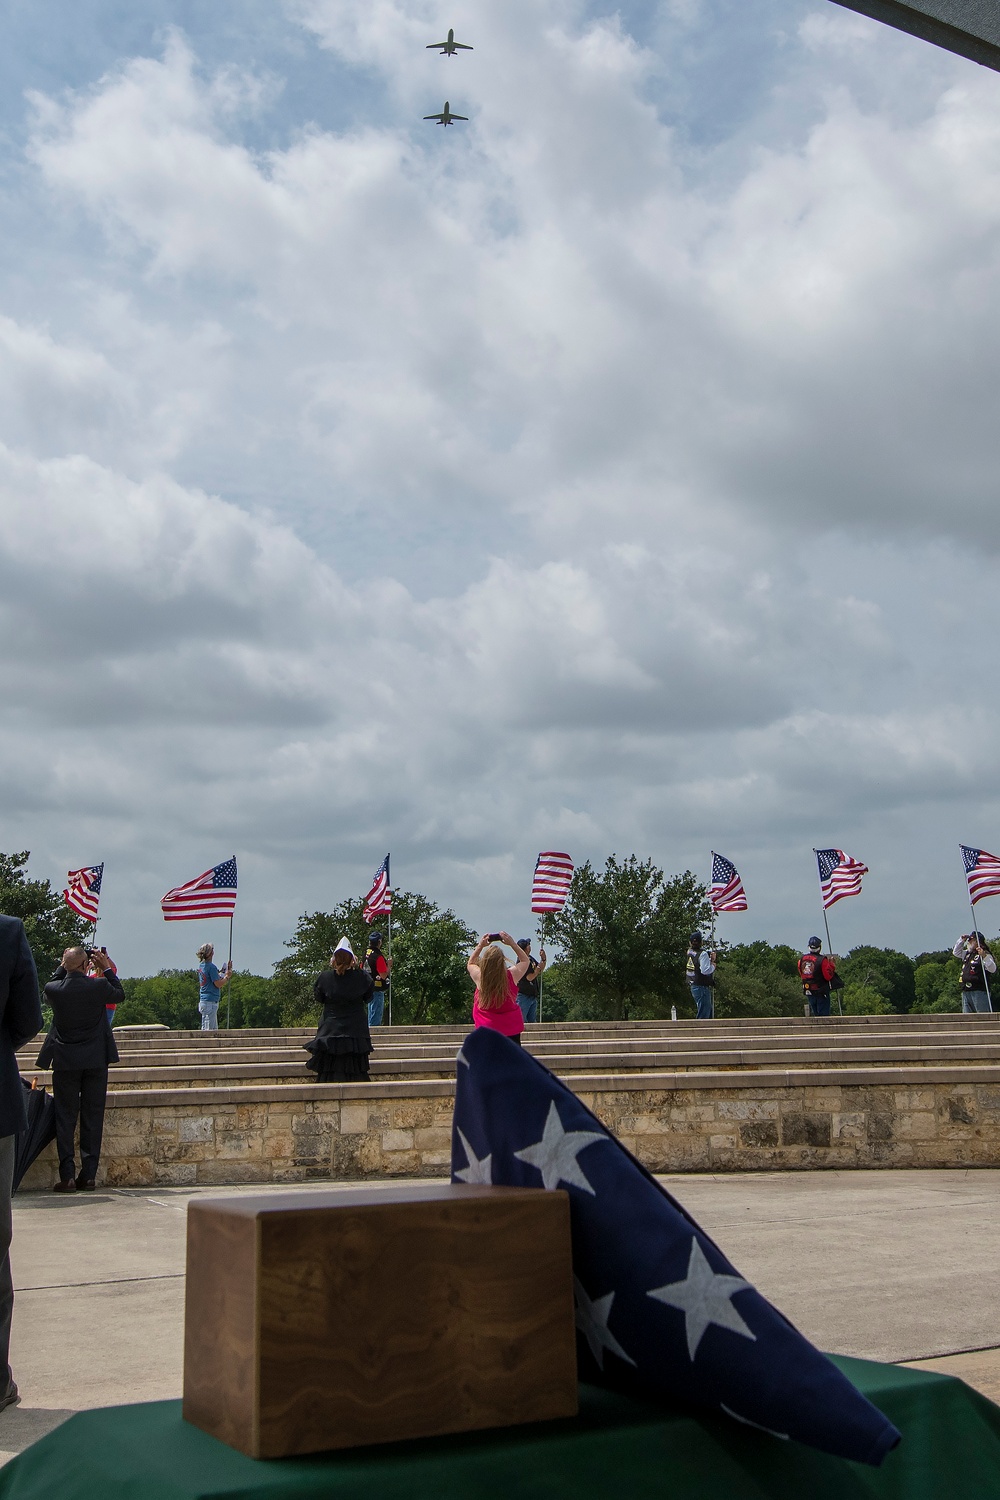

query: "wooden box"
left=182, top=1183, right=578, bottom=1458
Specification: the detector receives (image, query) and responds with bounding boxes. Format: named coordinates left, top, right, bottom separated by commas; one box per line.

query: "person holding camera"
left=953, top=932, right=997, bottom=1012
left=196, top=942, right=232, bottom=1031
left=38, top=946, right=121, bottom=1191
left=468, top=933, right=533, bottom=1044
left=685, top=932, right=717, bottom=1019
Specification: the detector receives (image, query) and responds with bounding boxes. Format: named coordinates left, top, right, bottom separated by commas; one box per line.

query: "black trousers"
left=52, top=1067, right=108, bottom=1183
left=0, top=1135, right=14, bottom=1390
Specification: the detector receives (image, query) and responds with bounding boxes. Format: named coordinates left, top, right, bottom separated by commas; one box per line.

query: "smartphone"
left=488, top=932, right=503, bottom=942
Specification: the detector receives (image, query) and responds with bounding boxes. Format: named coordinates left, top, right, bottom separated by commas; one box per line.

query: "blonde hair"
left=196, top=943, right=214, bottom=962
left=332, top=950, right=355, bottom=975
left=477, top=945, right=509, bottom=1009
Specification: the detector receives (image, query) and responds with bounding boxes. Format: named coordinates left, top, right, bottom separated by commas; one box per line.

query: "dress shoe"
left=52, top=1179, right=76, bottom=1193
left=75, top=1176, right=96, bottom=1191
left=0, top=1382, right=19, bottom=1412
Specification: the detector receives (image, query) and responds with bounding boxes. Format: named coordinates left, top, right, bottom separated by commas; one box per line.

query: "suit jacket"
left=0, top=914, right=42, bottom=1137
left=37, top=969, right=122, bottom=1072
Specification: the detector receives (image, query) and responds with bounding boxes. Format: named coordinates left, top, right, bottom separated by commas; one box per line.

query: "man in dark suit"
left=0, top=913, right=42, bottom=1412
left=38, top=947, right=121, bottom=1193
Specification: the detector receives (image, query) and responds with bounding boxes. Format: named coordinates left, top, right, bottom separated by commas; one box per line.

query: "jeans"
left=963, top=990, right=992, bottom=1013
left=199, top=1000, right=219, bottom=1031
left=53, top=1068, right=108, bottom=1183
left=517, top=995, right=538, bottom=1024
left=0, top=1135, right=13, bottom=1393
left=690, top=985, right=714, bottom=1020
left=368, top=992, right=385, bottom=1027
left=807, top=991, right=831, bottom=1017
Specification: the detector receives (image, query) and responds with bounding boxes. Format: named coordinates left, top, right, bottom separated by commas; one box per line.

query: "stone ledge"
left=94, top=1062, right=1000, bottom=1110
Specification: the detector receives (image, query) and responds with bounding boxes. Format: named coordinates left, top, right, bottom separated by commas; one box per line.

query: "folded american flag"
left=452, top=1027, right=900, bottom=1466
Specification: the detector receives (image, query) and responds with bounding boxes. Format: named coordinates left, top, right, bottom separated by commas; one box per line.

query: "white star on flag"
left=514, top=1101, right=607, bottom=1194
left=574, top=1277, right=636, bottom=1370
left=453, top=1127, right=492, bottom=1184
left=647, top=1237, right=757, bottom=1361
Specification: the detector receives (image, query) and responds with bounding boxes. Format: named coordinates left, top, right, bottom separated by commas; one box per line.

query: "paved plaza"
left=2, top=1168, right=999, bottom=1465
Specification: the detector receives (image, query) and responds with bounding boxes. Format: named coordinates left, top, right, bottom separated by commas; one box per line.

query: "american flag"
left=64, top=863, right=103, bottom=923
left=961, top=845, right=1000, bottom=905
left=453, top=1028, right=900, bottom=1465
left=364, top=854, right=392, bottom=925
left=161, top=857, right=238, bottom=921
left=815, top=848, right=868, bottom=910
left=709, top=852, right=747, bottom=913
left=530, top=851, right=574, bottom=914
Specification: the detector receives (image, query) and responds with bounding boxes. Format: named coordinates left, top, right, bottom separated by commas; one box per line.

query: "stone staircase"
left=19, top=1012, right=1000, bottom=1092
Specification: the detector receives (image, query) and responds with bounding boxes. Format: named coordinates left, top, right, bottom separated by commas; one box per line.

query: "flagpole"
left=814, top=852, right=843, bottom=1018
left=536, top=916, right=544, bottom=1024
left=226, top=912, right=234, bottom=1029
left=387, top=906, right=392, bottom=1027
left=965, top=894, right=993, bottom=1014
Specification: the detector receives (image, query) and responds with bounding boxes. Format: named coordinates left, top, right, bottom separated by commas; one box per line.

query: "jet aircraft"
left=423, top=101, right=469, bottom=126
left=426, top=28, right=473, bottom=56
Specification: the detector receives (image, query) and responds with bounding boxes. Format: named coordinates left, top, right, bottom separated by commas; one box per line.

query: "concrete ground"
left=2, top=1168, right=1000, bottom=1465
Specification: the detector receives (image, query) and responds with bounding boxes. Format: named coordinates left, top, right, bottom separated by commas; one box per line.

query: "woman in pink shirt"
left=468, top=933, right=533, bottom=1044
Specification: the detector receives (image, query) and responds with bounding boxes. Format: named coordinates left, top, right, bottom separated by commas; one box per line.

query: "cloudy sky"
left=2, top=0, right=1000, bottom=975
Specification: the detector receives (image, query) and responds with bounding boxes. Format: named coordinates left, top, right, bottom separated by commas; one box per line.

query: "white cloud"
left=1, top=3, right=1000, bottom=970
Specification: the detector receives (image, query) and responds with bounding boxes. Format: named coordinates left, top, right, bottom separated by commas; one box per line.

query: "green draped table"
left=2, top=1357, right=1000, bottom=1500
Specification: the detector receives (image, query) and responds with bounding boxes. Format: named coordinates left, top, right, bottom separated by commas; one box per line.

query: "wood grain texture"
left=182, top=1184, right=578, bottom=1459
left=182, top=1201, right=259, bottom=1453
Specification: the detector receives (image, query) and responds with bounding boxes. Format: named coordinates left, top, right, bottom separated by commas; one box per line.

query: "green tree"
left=912, top=955, right=962, bottom=1013
left=545, top=856, right=712, bottom=1021
left=534, top=960, right=572, bottom=1022
left=723, top=941, right=801, bottom=980
left=115, top=969, right=282, bottom=1030
left=0, top=850, right=89, bottom=996
left=842, top=982, right=893, bottom=1016
left=117, top=970, right=201, bottom=1029
left=713, top=941, right=805, bottom=1018
left=838, top=947, right=915, bottom=1014
left=273, top=890, right=476, bottom=1026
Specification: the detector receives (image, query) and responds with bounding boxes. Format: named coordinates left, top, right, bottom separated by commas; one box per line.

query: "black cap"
left=808, top=936, right=822, bottom=950
left=369, top=931, right=382, bottom=945
left=517, top=938, right=530, bottom=951
left=690, top=931, right=702, bottom=945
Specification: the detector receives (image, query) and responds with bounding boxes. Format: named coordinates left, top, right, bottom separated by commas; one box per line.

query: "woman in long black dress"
left=304, top=939, right=374, bottom=1083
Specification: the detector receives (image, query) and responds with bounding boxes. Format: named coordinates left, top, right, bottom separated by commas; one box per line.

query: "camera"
left=84, top=945, right=107, bottom=959
left=487, top=933, right=503, bottom=943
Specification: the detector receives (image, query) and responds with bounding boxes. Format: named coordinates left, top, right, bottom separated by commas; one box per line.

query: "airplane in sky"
left=423, top=101, right=469, bottom=126
left=426, top=28, right=473, bottom=56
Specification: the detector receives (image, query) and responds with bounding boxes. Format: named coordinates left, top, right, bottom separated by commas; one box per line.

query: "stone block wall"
left=17, top=1070, right=1000, bottom=1190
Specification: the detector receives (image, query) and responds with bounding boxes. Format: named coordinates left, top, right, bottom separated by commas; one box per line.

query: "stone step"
left=65, top=1013, right=1000, bottom=1049
left=98, top=1026, right=1000, bottom=1062
left=23, top=1039, right=1000, bottom=1092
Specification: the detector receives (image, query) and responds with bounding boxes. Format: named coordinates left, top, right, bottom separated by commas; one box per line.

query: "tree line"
left=0, top=848, right=977, bottom=1028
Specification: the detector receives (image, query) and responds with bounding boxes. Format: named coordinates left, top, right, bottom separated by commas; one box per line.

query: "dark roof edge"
left=830, top=0, right=1000, bottom=72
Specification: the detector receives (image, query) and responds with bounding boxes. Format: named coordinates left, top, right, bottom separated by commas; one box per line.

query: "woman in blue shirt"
left=196, top=942, right=231, bottom=1030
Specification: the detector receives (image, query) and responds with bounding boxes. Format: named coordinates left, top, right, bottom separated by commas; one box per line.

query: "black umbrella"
left=13, top=1079, right=57, bottom=1192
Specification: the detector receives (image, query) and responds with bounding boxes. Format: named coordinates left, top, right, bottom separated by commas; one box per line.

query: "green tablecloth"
left=2, top=1357, right=999, bottom=1500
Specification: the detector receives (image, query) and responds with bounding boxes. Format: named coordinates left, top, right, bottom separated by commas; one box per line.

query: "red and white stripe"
left=530, top=851, right=574, bottom=913
left=161, top=858, right=237, bottom=922
left=816, top=849, right=868, bottom=911
left=962, top=845, right=1000, bottom=905
left=364, top=856, right=392, bottom=925
left=64, top=864, right=102, bottom=923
